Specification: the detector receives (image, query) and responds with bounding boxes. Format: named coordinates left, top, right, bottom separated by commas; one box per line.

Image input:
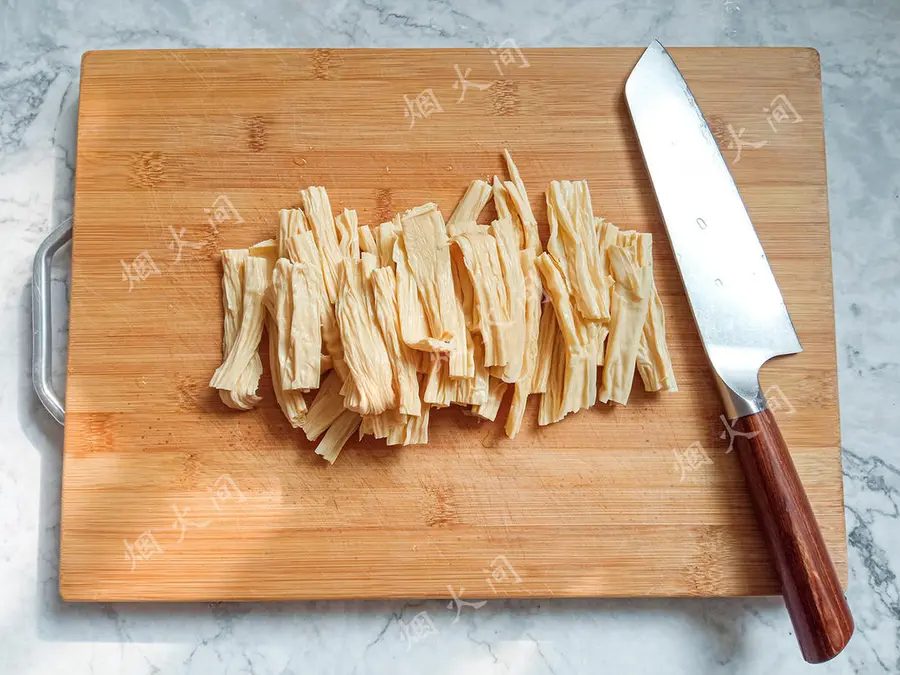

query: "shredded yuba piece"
left=337, top=258, right=396, bottom=415
left=447, top=179, right=491, bottom=236
left=267, top=315, right=307, bottom=428
left=505, top=249, right=543, bottom=438
left=489, top=217, right=526, bottom=383
left=211, top=151, right=676, bottom=463
left=371, top=267, right=422, bottom=416
left=209, top=255, right=267, bottom=392
left=399, top=204, right=467, bottom=377
left=217, top=249, right=263, bottom=411
left=599, top=246, right=652, bottom=405
left=453, top=230, right=510, bottom=368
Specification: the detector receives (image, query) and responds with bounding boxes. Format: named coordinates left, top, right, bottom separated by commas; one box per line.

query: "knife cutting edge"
left=625, top=41, right=853, bottom=663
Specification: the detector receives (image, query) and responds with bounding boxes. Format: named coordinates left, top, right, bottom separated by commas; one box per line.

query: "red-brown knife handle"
left=732, top=409, right=853, bottom=662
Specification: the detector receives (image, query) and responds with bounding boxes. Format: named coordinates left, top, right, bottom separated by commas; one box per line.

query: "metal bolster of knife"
left=709, top=347, right=770, bottom=419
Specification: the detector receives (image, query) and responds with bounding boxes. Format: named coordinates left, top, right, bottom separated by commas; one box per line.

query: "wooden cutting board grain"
left=61, top=47, right=845, bottom=601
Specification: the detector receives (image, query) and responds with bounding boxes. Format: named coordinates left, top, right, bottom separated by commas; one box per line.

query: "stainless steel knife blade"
left=625, top=40, right=802, bottom=418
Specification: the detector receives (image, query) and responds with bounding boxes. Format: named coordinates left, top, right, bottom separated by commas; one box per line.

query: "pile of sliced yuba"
left=209, top=151, right=677, bottom=464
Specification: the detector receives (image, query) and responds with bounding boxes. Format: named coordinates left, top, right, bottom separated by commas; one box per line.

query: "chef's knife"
left=625, top=41, right=853, bottom=663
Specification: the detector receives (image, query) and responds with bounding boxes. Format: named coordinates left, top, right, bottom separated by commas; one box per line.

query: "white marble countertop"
left=2, top=1, right=898, bottom=673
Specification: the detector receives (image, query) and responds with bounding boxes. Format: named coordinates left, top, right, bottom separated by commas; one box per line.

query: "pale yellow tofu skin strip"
left=217, top=250, right=262, bottom=411
left=453, top=231, right=510, bottom=368
left=638, top=286, right=678, bottom=392
left=371, top=267, right=422, bottom=417
left=377, top=217, right=400, bottom=271
left=547, top=181, right=609, bottom=321
left=247, top=240, right=306, bottom=424
left=210, top=256, right=267, bottom=391
left=271, top=259, right=295, bottom=391
left=472, top=377, right=509, bottom=421
left=489, top=217, right=527, bottom=383
left=278, top=208, right=308, bottom=259
left=315, top=409, right=361, bottom=464
left=535, top=253, right=592, bottom=355
left=288, top=231, right=349, bottom=384
left=358, top=225, right=379, bottom=261
left=364, top=408, right=405, bottom=441
left=502, top=150, right=541, bottom=254
left=447, top=179, right=491, bottom=236
left=335, top=208, right=360, bottom=261
left=593, top=218, right=619, bottom=363
left=404, top=405, right=431, bottom=445
left=539, top=318, right=567, bottom=426
left=423, top=358, right=455, bottom=408
left=336, top=258, right=397, bottom=415
left=249, top=239, right=278, bottom=275
left=492, top=176, right=513, bottom=222
left=461, top=335, right=490, bottom=405
left=617, top=231, right=678, bottom=393
left=302, top=370, right=344, bottom=441
left=289, top=262, right=322, bottom=390
left=599, top=247, right=653, bottom=405
left=398, top=204, right=467, bottom=377
left=386, top=402, right=431, bottom=446
left=449, top=244, right=476, bottom=381
left=266, top=316, right=307, bottom=428
left=505, top=249, right=543, bottom=438
left=393, top=230, right=454, bottom=356
left=300, top=186, right=343, bottom=305
left=562, top=349, right=598, bottom=416
left=531, top=304, right=557, bottom=395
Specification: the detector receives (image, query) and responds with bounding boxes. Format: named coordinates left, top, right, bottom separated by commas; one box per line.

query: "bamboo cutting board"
left=62, top=48, right=845, bottom=601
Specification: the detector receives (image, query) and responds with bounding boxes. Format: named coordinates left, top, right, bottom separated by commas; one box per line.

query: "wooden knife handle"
left=732, top=409, right=853, bottom=663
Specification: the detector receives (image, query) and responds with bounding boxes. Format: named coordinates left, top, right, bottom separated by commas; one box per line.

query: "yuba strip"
left=547, top=180, right=609, bottom=321
left=267, top=316, right=307, bottom=427
left=315, top=409, right=361, bottom=464
left=300, top=186, right=342, bottom=304
left=335, top=208, right=360, bottom=261
left=358, top=224, right=378, bottom=261
left=535, top=253, right=592, bottom=354
left=336, top=258, right=396, bottom=415
left=217, top=249, right=262, bottom=411
left=447, top=179, right=491, bottom=236
left=399, top=204, right=467, bottom=376
left=278, top=208, right=308, bottom=259
left=538, top=318, right=567, bottom=425
left=289, top=262, right=322, bottom=390
left=270, top=259, right=295, bottom=391
left=302, top=370, right=344, bottom=441
left=617, top=231, right=677, bottom=393
left=489, top=217, right=527, bottom=383
left=502, top=150, right=541, bottom=253
left=393, top=233, right=453, bottom=355
left=505, top=249, right=543, bottom=438
left=371, top=267, right=422, bottom=416
left=377, top=217, right=400, bottom=271
left=452, top=231, right=510, bottom=368
left=472, top=377, right=508, bottom=421
left=599, top=246, right=652, bottom=405
left=210, top=256, right=267, bottom=391
left=532, top=306, right=558, bottom=395
left=288, top=230, right=349, bottom=383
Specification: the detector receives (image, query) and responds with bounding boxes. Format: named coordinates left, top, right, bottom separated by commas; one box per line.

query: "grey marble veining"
left=1, top=1, right=898, bottom=673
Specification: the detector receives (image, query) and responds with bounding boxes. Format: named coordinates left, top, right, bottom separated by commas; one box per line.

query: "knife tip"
left=627, top=40, right=664, bottom=101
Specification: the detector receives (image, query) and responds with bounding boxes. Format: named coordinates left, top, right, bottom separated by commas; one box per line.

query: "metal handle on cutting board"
left=32, top=220, right=72, bottom=425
